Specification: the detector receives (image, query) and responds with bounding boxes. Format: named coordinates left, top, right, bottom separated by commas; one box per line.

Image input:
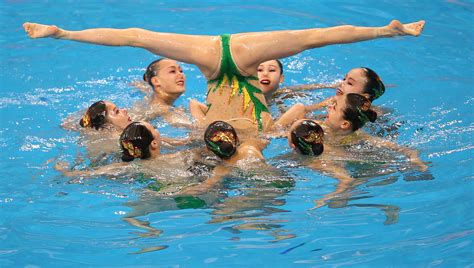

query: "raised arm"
left=273, top=103, right=308, bottom=129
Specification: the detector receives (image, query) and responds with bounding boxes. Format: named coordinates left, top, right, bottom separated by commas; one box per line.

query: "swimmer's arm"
left=273, top=103, right=308, bottom=129
left=243, top=138, right=269, bottom=153
left=178, top=165, right=231, bottom=195
left=55, top=161, right=129, bottom=178
left=305, top=96, right=334, bottom=112
left=308, top=158, right=355, bottom=209
left=61, top=115, right=80, bottom=131
left=264, top=128, right=287, bottom=139
left=163, top=108, right=194, bottom=129
left=61, top=111, right=84, bottom=131
left=160, top=136, right=191, bottom=147
left=273, top=82, right=339, bottom=99
left=130, top=80, right=151, bottom=95
left=272, top=97, right=333, bottom=129
left=364, top=133, right=428, bottom=172
left=189, top=99, right=208, bottom=124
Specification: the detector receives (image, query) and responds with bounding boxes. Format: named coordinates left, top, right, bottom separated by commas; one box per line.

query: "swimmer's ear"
left=279, top=74, right=285, bottom=84
left=150, top=76, right=160, bottom=88
left=341, top=120, right=351, bottom=130
left=150, top=140, right=159, bottom=150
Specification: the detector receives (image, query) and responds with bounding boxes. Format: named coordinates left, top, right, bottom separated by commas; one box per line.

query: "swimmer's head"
left=79, top=101, right=107, bottom=130
left=360, top=67, right=385, bottom=100
left=288, top=119, right=324, bottom=156
left=258, top=59, right=284, bottom=95
left=326, top=93, right=377, bottom=133
left=204, top=121, right=239, bottom=159
left=120, top=121, right=161, bottom=162
left=79, top=101, right=132, bottom=130
left=336, top=68, right=385, bottom=101
left=144, top=58, right=186, bottom=96
left=143, top=59, right=164, bottom=83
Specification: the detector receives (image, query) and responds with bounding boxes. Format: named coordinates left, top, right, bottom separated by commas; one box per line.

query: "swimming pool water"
left=1, top=1, right=473, bottom=267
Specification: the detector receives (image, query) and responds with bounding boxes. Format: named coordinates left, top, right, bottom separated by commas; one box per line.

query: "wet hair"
left=204, top=121, right=239, bottom=159
left=143, top=58, right=165, bottom=87
left=360, top=67, right=385, bottom=100
left=79, top=101, right=107, bottom=130
left=275, top=59, right=283, bottom=74
left=290, top=120, right=324, bottom=156
left=343, top=93, right=377, bottom=131
left=119, top=122, right=154, bottom=162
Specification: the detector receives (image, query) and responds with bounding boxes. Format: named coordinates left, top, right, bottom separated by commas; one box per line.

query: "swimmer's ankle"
left=53, top=27, right=66, bottom=39
left=378, top=25, right=393, bottom=38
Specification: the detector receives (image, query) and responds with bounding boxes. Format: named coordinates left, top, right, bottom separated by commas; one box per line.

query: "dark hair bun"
left=366, top=109, right=377, bottom=123
left=79, top=101, right=107, bottom=130
left=204, top=121, right=239, bottom=159
left=312, top=143, right=324, bottom=156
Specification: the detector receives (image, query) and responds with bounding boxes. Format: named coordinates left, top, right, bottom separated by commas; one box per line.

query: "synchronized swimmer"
left=24, top=19, right=427, bottom=204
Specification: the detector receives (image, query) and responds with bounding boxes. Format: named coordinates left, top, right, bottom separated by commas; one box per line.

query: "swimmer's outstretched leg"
left=231, top=20, right=425, bottom=74
left=23, top=20, right=425, bottom=78
left=23, top=22, right=221, bottom=78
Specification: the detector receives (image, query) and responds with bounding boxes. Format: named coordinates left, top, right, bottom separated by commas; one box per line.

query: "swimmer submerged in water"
left=60, top=100, right=134, bottom=161
left=281, top=93, right=427, bottom=208
left=178, top=120, right=269, bottom=195
left=56, top=121, right=203, bottom=186
left=24, top=19, right=425, bottom=136
left=256, top=60, right=386, bottom=111
left=129, top=58, right=192, bottom=127
left=63, top=100, right=187, bottom=158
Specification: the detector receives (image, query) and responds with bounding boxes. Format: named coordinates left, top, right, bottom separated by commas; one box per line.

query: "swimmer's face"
left=151, top=59, right=186, bottom=95
left=336, top=68, right=368, bottom=97
left=104, top=101, right=132, bottom=130
left=325, top=95, right=350, bottom=131
left=257, top=60, right=284, bottom=95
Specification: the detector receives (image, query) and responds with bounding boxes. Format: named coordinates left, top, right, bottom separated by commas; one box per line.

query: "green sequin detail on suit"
left=208, top=34, right=269, bottom=130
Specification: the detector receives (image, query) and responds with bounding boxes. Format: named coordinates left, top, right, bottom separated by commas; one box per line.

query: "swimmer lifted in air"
left=23, top=20, right=425, bottom=136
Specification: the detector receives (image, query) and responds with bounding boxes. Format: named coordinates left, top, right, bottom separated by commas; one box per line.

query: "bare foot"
left=23, top=22, right=60, bottom=38
left=387, top=20, right=425, bottom=37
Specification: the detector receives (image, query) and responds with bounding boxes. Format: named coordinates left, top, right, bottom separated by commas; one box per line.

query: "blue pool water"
left=1, top=1, right=473, bottom=267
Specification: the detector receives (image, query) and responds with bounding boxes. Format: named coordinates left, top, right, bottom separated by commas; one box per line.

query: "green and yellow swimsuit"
left=208, top=34, right=269, bottom=130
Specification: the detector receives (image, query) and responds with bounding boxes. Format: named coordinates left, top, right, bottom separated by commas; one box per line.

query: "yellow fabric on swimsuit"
left=208, top=34, right=269, bottom=130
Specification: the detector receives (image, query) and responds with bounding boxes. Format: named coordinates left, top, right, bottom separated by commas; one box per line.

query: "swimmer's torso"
left=205, top=82, right=273, bottom=132
left=203, top=34, right=273, bottom=133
